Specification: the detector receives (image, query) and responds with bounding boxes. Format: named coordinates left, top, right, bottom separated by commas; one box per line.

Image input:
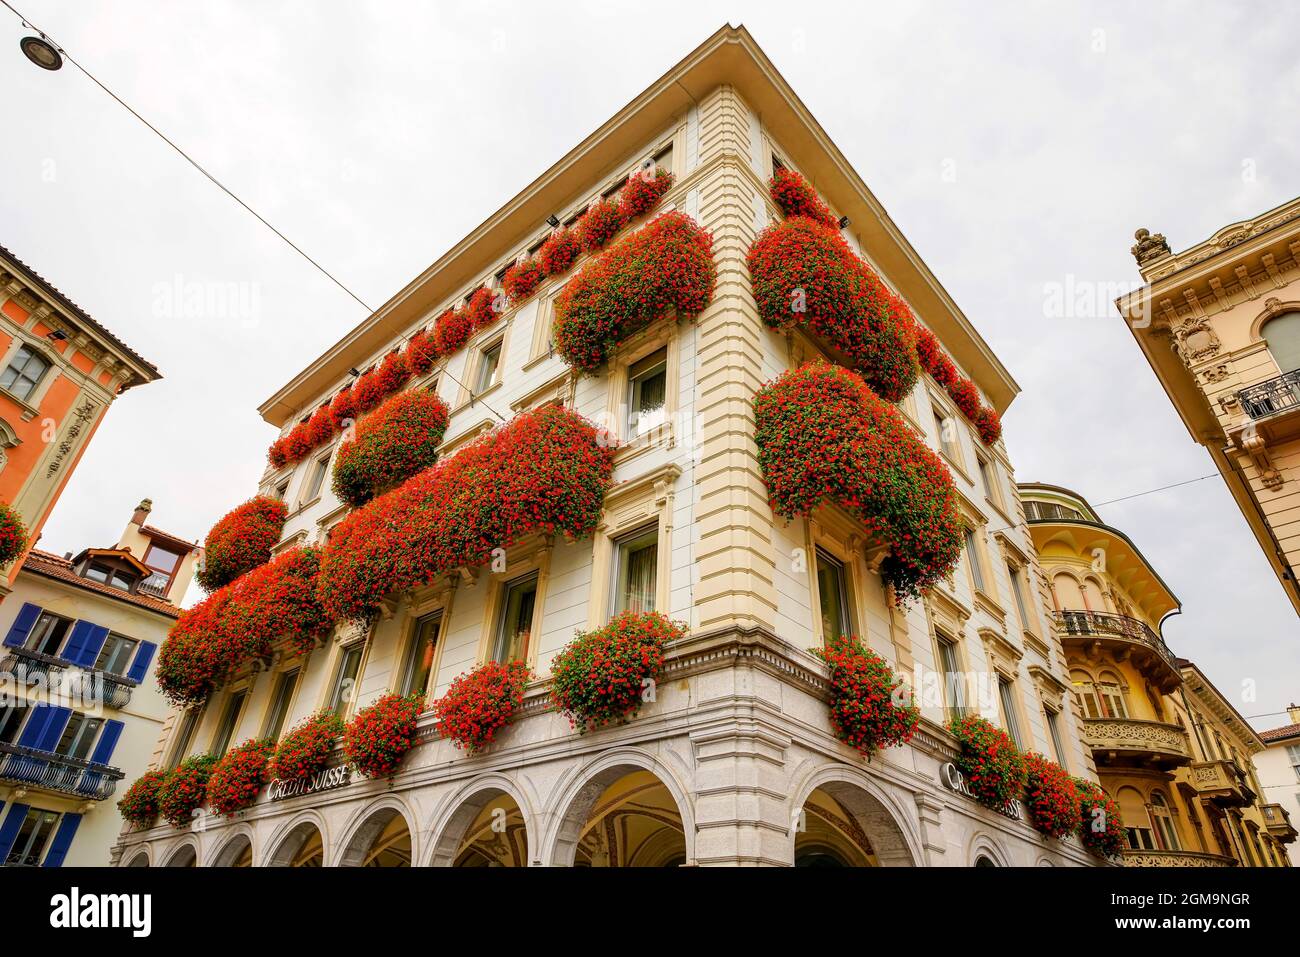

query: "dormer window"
left=83, top=561, right=137, bottom=591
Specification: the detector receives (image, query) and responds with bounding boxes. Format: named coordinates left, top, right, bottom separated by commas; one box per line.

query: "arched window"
left=1150, top=791, right=1180, bottom=851
left=1261, top=311, right=1300, bottom=374
left=1096, top=671, right=1128, bottom=719
left=1071, top=670, right=1101, bottom=719
left=1053, top=574, right=1085, bottom=612
left=1117, top=787, right=1153, bottom=850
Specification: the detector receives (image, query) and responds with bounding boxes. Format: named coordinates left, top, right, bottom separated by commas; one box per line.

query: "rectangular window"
left=143, top=544, right=181, bottom=578
left=25, top=612, right=72, bottom=656
left=274, top=479, right=290, bottom=501
left=0, top=703, right=28, bottom=744
left=816, top=549, right=852, bottom=643
left=613, top=526, right=658, bottom=615
left=55, top=712, right=103, bottom=761
left=401, top=613, right=441, bottom=699
left=0, top=344, right=51, bottom=402
left=977, top=456, right=1000, bottom=507
left=937, top=636, right=965, bottom=721
left=997, top=676, right=1023, bottom=748
left=628, top=348, right=668, bottom=439
left=167, top=708, right=200, bottom=769
left=653, top=143, right=673, bottom=173
left=476, top=340, right=502, bottom=393
left=6, top=808, right=60, bottom=867
left=1126, top=826, right=1155, bottom=851
left=328, top=645, right=364, bottom=716
left=211, top=690, right=247, bottom=757
left=93, top=633, right=138, bottom=676
left=964, top=528, right=985, bottom=593
left=934, top=410, right=958, bottom=460
left=84, top=562, right=134, bottom=591
left=1045, top=706, right=1067, bottom=768
left=262, top=669, right=300, bottom=742
left=1008, top=562, right=1031, bottom=632
left=304, top=456, right=330, bottom=503
left=493, top=574, right=538, bottom=663
left=1287, top=743, right=1300, bottom=782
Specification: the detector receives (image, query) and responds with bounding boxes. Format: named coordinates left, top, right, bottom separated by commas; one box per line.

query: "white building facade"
left=115, top=27, right=1097, bottom=869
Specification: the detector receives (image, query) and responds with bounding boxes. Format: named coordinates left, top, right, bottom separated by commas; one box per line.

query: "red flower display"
left=331, top=389, right=450, bottom=507
left=270, top=711, right=344, bottom=783
left=537, top=227, right=582, bottom=277
left=317, top=404, right=615, bottom=623
left=769, top=167, right=838, bottom=229
left=433, top=306, right=474, bottom=357
left=329, top=386, right=358, bottom=430
left=577, top=199, right=626, bottom=253
left=914, top=325, right=1003, bottom=445
left=157, top=754, right=218, bottom=829
left=754, top=362, right=962, bottom=601
left=0, top=502, right=28, bottom=566
left=406, top=326, right=439, bottom=376
left=811, top=633, right=919, bottom=757
left=344, top=693, right=421, bottom=779
left=352, top=350, right=411, bottom=415
left=194, top=496, right=287, bottom=592
left=550, top=611, right=682, bottom=733
left=462, top=286, right=502, bottom=334
left=1075, top=777, right=1125, bottom=859
left=946, top=714, right=1027, bottom=811
left=748, top=215, right=919, bottom=402
left=117, top=768, right=169, bottom=829
left=554, top=211, right=715, bottom=372
left=1022, top=752, right=1079, bottom=839
left=619, top=167, right=674, bottom=221
left=157, top=547, right=330, bottom=705
left=433, top=659, right=531, bottom=753
left=503, top=259, right=543, bottom=305
left=206, top=738, right=274, bottom=818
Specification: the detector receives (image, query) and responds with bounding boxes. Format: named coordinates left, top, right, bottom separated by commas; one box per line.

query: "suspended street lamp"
left=19, top=34, right=61, bottom=70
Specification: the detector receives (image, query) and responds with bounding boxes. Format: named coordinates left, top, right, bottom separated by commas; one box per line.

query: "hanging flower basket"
left=157, top=754, right=218, bottom=829
left=769, top=167, right=838, bottom=228
left=946, top=714, right=1027, bottom=811
left=206, top=739, right=275, bottom=818
left=914, top=325, right=1003, bottom=445
left=619, top=167, right=674, bottom=221
left=270, top=711, right=344, bottom=783
left=0, top=502, right=27, bottom=567
left=537, top=227, right=582, bottom=277
left=753, top=362, right=962, bottom=601
left=331, top=389, right=450, bottom=507
left=1074, top=777, right=1125, bottom=859
left=194, top=496, right=287, bottom=592
left=577, top=199, right=626, bottom=252
left=503, top=259, right=543, bottom=305
left=433, top=659, right=532, bottom=753
left=344, top=693, right=422, bottom=779
left=1021, top=752, right=1079, bottom=839
left=117, top=768, right=169, bottom=829
left=550, top=611, right=683, bottom=733
left=812, top=634, right=919, bottom=757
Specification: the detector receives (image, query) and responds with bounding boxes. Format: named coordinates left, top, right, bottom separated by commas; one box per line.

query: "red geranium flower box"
left=270, top=711, right=344, bottom=783
left=433, top=659, right=531, bottom=753
left=769, top=167, right=838, bottom=229
left=157, top=754, right=218, bottom=829
left=331, top=389, right=450, bottom=507
left=1075, top=777, right=1126, bottom=858
left=812, top=633, right=919, bottom=757
left=0, top=502, right=28, bottom=567
left=946, top=714, right=1027, bottom=811
left=537, top=228, right=582, bottom=277
left=1022, top=752, right=1079, bottom=839
left=344, top=693, right=421, bottom=779
left=194, top=496, right=287, bottom=592
left=206, top=738, right=274, bottom=818
left=619, top=167, right=674, bottom=221
left=576, top=199, right=626, bottom=253
left=503, top=259, right=543, bottom=305
left=118, top=768, right=169, bottom=829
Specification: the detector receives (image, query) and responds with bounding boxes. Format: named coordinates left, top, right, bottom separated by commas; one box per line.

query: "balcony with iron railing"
left=1053, top=610, right=1181, bottom=690
left=0, top=740, right=124, bottom=801
left=1238, top=370, right=1300, bottom=420
left=0, top=646, right=136, bottom=709
left=137, top=571, right=171, bottom=600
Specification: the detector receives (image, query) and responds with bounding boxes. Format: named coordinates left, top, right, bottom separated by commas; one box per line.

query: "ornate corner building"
left=0, top=500, right=200, bottom=866
left=1117, top=202, right=1300, bottom=615
left=115, top=26, right=1097, bottom=869
left=1021, top=483, right=1294, bottom=866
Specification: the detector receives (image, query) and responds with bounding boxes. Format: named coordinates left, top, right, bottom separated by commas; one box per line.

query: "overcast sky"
left=1, top=1, right=1297, bottom=732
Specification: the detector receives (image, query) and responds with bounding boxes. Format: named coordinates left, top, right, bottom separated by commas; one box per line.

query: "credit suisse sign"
left=267, top=765, right=352, bottom=802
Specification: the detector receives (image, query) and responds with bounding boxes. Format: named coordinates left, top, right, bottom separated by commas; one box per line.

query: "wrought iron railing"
left=0, top=740, right=124, bottom=800
left=1052, top=611, right=1178, bottom=671
left=138, top=571, right=171, bottom=599
left=1238, top=370, right=1300, bottom=419
left=0, top=646, right=135, bottom=708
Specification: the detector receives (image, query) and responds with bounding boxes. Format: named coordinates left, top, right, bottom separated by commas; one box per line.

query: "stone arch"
left=542, top=748, right=695, bottom=867
left=123, top=847, right=151, bottom=867
left=787, top=763, right=923, bottom=867
left=1249, top=299, right=1300, bottom=343
left=263, top=810, right=329, bottom=867
left=426, top=772, right=539, bottom=867
left=207, top=827, right=254, bottom=867
left=967, top=830, right=1012, bottom=867
left=334, top=797, right=417, bottom=867
left=162, top=839, right=199, bottom=868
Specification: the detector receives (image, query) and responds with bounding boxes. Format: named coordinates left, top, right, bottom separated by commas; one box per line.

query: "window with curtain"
left=1007, top=562, right=1031, bottom=632
left=1097, top=672, right=1128, bottom=719
left=211, top=690, right=247, bottom=757
left=815, top=550, right=852, bottom=643
left=614, top=526, right=658, bottom=615
left=328, top=645, right=364, bottom=716
left=263, top=669, right=300, bottom=742
left=1071, top=671, right=1102, bottom=719
left=997, top=676, right=1023, bottom=748
left=964, top=528, right=985, bottom=593
left=937, top=635, right=965, bottom=721
left=628, top=348, right=667, bottom=438
left=1151, top=792, right=1180, bottom=851
left=402, top=613, right=441, bottom=698
left=6, top=808, right=60, bottom=867
left=494, top=574, right=538, bottom=663
left=1045, top=706, right=1066, bottom=767
left=1262, top=311, right=1300, bottom=374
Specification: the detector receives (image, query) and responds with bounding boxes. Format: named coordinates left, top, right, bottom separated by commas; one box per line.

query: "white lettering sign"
left=941, top=762, right=1023, bottom=821
left=267, top=765, right=352, bottom=802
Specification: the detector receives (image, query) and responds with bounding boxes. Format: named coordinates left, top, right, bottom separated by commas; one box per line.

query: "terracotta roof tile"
left=21, top=548, right=181, bottom=619
left=1260, top=723, right=1300, bottom=743
left=139, top=524, right=199, bottom=553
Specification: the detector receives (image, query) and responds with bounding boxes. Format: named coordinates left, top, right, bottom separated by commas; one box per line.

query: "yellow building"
left=1022, top=482, right=1293, bottom=866
left=1116, top=203, right=1300, bottom=615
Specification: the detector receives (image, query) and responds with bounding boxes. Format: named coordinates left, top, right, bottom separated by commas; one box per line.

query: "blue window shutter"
left=37, top=707, right=72, bottom=751
left=126, top=641, right=157, bottom=682
left=41, top=813, right=81, bottom=867
left=89, top=719, right=123, bottom=766
left=3, top=603, right=41, bottom=648
left=64, top=621, right=109, bottom=667
left=16, top=703, right=51, bottom=748
left=0, top=803, right=30, bottom=862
